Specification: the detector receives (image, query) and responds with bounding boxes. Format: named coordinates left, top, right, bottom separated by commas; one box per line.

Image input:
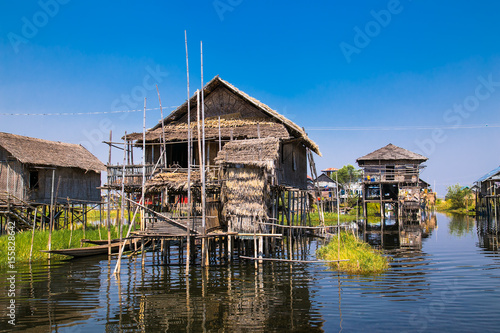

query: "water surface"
left=1, top=213, right=499, bottom=332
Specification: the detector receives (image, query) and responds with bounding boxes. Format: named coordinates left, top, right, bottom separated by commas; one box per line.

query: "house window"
left=29, top=170, right=39, bottom=189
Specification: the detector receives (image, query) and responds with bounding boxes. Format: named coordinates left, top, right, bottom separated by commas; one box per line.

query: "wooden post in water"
left=29, top=207, right=37, bottom=263
left=107, top=130, right=112, bottom=255
left=47, top=168, right=55, bottom=260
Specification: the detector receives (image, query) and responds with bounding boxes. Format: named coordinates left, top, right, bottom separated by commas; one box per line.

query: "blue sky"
left=1, top=0, right=499, bottom=196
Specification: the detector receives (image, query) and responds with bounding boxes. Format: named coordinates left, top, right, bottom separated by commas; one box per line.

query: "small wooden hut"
left=0, top=132, right=105, bottom=232
left=475, top=166, right=500, bottom=218
left=356, top=143, right=428, bottom=221
left=0, top=132, right=105, bottom=204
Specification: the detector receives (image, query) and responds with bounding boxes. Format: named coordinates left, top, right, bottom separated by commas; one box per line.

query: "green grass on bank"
left=316, top=232, right=390, bottom=275
left=309, top=211, right=359, bottom=226
left=0, top=225, right=129, bottom=266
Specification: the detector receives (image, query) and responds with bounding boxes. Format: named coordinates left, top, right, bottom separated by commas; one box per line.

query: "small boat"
left=41, top=241, right=130, bottom=258
left=81, top=238, right=123, bottom=245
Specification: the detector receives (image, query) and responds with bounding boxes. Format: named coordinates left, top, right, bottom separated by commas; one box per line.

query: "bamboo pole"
left=196, top=89, right=206, bottom=266
left=201, top=41, right=208, bottom=267
left=336, top=171, right=341, bottom=267
left=29, top=207, right=37, bottom=263
left=120, top=132, right=127, bottom=244
left=107, top=130, right=112, bottom=255
left=156, top=85, right=167, bottom=168
left=185, top=30, right=192, bottom=275
left=69, top=203, right=73, bottom=247
left=142, top=98, right=146, bottom=231
left=47, top=169, right=55, bottom=260
left=113, top=196, right=144, bottom=275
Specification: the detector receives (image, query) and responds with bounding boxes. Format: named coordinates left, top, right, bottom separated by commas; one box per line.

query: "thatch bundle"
left=222, top=167, right=267, bottom=221
left=146, top=171, right=200, bottom=192
left=215, top=137, right=279, bottom=172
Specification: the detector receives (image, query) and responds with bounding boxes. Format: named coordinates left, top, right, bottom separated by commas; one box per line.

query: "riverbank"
left=435, top=198, right=475, bottom=216
left=0, top=225, right=128, bottom=266
left=316, top=231, right=390, bottom=275
left=309, top=210, right=360, bottom=226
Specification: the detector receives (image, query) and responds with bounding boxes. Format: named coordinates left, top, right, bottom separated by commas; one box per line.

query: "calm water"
left=1, top=213, right=500, bottom=332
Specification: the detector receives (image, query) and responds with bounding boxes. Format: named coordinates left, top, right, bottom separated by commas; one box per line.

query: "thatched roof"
left=215, top=137, right=280, bottom=171
left=126, top=118, right=289, bottom=142
left=356, top=143, right=428, bottom=165
left=128, top=76, right=321, bottom=156
left=0, top=132, right=105, bottom=172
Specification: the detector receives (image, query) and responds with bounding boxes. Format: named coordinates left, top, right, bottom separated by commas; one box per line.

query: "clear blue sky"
left=1, top=0, right=499, bottom=196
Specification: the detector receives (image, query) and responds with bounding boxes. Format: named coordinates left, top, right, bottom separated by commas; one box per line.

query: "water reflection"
left=0, top=252, right=325, bottom=332
left=476, top=215, right=500, bottom=251
left=448, top=214, right=475, bottom=237
left=361, top=214, right=438, bottom=250
left=355, top=215, right=439, bottom=301
left=3, top=213, right=500, bottom=332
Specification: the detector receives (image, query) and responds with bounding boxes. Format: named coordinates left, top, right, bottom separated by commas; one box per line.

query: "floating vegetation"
left=316, top=232, right=390, bottom=275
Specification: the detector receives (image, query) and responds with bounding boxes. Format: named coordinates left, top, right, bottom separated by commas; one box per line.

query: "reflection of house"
left=112, top=76, right=321, bottom=236
left=356, top=143, right=428, bottom=221
left=475, top=166, right=500, bottom=218
left=0, top=132, right=104, bottom=204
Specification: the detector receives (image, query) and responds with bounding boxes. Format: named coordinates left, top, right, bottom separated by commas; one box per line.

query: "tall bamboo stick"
left=156, top=84, right=167, bottom=168
left=120, top=131, right=127, bottom=243
left=142, top=98, right=146, bottom=231
left=201, top=41, right=208, bottom=267
left=185, top=30, right=192, bottom=274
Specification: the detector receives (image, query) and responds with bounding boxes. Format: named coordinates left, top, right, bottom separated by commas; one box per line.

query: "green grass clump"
left=0, top=225, right=128, bottom=266
left=316, top=232, right=390, bottom=275
left=309, top=211, right=360, bottom=226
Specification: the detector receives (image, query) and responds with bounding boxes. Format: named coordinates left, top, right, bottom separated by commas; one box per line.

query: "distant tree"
left=330, top=164, right=362, bottom=185
left=330, top=165, right=363, bottom=208
left=445, top=184, right=472, bottom=210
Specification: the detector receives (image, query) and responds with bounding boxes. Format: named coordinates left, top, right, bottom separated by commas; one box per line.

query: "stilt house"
left=115, top=76, right=321, bottom=234
left=475, top=166, right=500, bottom=218
left=356, top=143, right=427, bottom=220
left=0, top=132, right=105, bottom=204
